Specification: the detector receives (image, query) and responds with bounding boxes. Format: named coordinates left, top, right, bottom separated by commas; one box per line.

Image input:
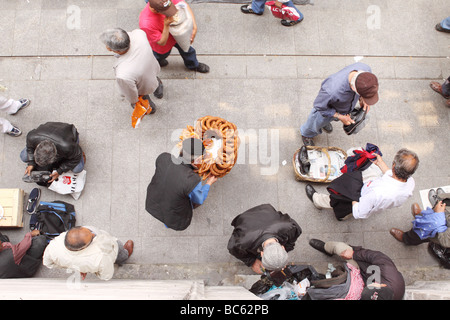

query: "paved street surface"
left=0, top=0, right=449, bottom=286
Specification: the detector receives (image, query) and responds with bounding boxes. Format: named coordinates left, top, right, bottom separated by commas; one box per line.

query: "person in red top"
left=139, top=0, right=209, bottom=73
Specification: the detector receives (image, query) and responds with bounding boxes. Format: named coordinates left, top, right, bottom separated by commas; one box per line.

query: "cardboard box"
left=0, top=189, right=24, bottom=228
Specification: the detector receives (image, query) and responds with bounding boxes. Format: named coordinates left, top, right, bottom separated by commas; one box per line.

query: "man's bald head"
left=64, top=227, right=95, bottom=251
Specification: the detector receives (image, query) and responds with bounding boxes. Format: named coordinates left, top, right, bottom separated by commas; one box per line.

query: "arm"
left=157, top=16, right=175, bottom=46
left=188, top=176, right=217, bottom=206
left=10, top=231, right=36, bottom=265
left=116, top=77, right=140, bottom=105
left=185, top=3, right=197, bottom=43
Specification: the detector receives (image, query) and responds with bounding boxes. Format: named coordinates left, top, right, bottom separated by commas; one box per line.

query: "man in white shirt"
left=305, top=149, right=419, bottom=221
left=43, top=226, right=133, bottom=281
left=100, top=28, right=163, bottom=113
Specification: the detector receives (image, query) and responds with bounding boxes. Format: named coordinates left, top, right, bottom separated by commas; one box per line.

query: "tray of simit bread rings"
left=177, top=116, right=241, bottom=180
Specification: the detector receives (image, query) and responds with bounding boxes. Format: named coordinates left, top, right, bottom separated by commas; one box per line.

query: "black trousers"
left=402, top=229, right=428, bottom=246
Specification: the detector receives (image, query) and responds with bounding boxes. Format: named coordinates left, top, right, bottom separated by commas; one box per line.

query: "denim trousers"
left=441, top=16, right=450, bottom=30
left=300, top=108, right=335, bottom=138
left=251, top=0, right=304, bottom=21
left=442, top=76, right=450, bottom=97
left=153, top=43, right=199, bottom=70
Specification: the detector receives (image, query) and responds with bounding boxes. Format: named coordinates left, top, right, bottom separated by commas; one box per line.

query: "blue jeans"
left=441, top=16, right=450, bottom=30
left=300, top=108, right=335, bottom=138
left=20, top=148, right=85, bottom=173
left=442, top=76, right=450, bottom=97
left=251, top=0, right=304, bottom=21
left=153, top=43, right=199, bottom=70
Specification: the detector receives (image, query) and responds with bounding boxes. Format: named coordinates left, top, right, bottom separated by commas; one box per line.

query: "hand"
left=30, top=229, right=40, bottom=237
left=338, top=114, right=355, bottom=126
left=164, top=16, right=175, bottom=27
left=371, top=154, right=389, bottom=173
left=340, top=248, right=354, bottom=260
left=274, top=0, right=283, bottom=8
left=359, top=97, right=371, bottom=113
left=25, top=165, right=34, bottom=176
left=190, top=26, right=197, bottom=44
left=251, top=259, right=264, bottom=274
left=49, top=171, right=60, bottom=183
left=434, top=201, right=446, bottom=213
left=206, top=175, right=218, bottom=186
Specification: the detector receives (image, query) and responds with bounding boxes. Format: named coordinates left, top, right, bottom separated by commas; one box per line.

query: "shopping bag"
left=48, top=170, right=86, bottom=200
left=169, top=2, right=194, bottom=53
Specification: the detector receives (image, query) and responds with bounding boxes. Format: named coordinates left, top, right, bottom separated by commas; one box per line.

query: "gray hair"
left=392, top=148, right=419, bottom=181
left=34, top=140, right=57, bottom=167
left=100, top=28, right=130, bottom=53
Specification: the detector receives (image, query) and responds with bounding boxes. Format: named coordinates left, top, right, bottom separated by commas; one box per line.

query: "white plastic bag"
left=48, top=170, right=86, bottom=200
left=169, top=2, right=193, bottom=52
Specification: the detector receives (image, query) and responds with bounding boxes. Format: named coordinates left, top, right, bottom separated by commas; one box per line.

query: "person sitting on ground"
left=0, top=230, right=48, bottom=278
left=145, top=137, right=218, bottom=231
left=43, top=226, right=133, bottom=281
left=309, top=239, right=405, bottom=300
left=305, top=148, right=419, bottom=221
left=21, top=122, right=85, bottom=184
left=227, top=203, right=302, bottom=274
left=390, top=196, right=449, bottom=248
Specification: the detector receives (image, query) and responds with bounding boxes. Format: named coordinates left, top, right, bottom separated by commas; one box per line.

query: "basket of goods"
left=293, top=145, right=347, bottom=183
left=177, top=116, right=240, bottom=180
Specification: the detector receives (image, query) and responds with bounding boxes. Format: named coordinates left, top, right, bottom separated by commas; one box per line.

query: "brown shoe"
left=123, top=240, right=134, bottom=257
left=411, top=202, right=421, bottom=218
left=390, top=228, right=404, bottom=242
left=430, top=81, right=450, bottom=99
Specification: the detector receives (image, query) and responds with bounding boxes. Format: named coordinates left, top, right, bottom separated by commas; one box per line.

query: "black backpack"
left=30, top=201, right=76, bottom=241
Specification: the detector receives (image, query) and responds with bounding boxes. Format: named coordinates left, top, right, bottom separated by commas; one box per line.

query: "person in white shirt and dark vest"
left=145, top=138, right=218, bottom=231
left=305, top=148, right=419, bottom=221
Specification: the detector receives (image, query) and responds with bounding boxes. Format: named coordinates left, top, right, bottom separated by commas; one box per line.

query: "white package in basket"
left=48, top=170, right=86, bottom=200
left=169, top=2, right=193, bottom=53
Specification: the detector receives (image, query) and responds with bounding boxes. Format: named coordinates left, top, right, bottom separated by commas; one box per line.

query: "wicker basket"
left=293, top=146, right=347, bottom=183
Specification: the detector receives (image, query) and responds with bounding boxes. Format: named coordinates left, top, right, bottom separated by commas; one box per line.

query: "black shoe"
left=309, top=239, right=333, bottom=256
left=298, top=145, right=310, bottom=175
left=428, top=189, right=437, bottom=207
left=194, top=62, right=210, bottom=73
left=240, top=4, right=263, bottom=15
left=154, top=77, right=164, bottom=99
left=301, top=135, right=314, bottom=146
left=159, top=59, right=169, bottom=67
left=322, top=123, right=333, bottom=134
left=22, top=171, right=52, bottom=184
left=142, top=95, right=157, bottom=114
left=280, top=18, right=303, bottom=27
left=305, top=184, right=316, bottom=203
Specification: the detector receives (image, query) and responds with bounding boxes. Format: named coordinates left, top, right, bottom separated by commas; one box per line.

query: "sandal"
left=430, top=81, right=450, bottom=99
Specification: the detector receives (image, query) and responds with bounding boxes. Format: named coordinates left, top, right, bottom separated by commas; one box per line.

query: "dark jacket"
left=352, top=246, right=405, bottom=300
left=25, top=122, right=83, bottom=175
left=145, top=152, right=201, bottom=231
left=227, top=204, right=302, bottom=267
left=327, top=170, right=364, bottom=220
left=0, top=235, right=47, bottom=278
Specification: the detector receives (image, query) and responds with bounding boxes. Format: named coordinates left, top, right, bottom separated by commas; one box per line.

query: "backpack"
left=30, top=201, right=76, bottom=242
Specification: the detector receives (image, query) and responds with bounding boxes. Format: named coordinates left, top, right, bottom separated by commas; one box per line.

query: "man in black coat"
left=227, top=204, right=302, bottom=274
left=309, top=239, right=405, bottom=300
left=145, top=138, right=217, bottom=231
left=21, top=122, right=85, bottom=183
